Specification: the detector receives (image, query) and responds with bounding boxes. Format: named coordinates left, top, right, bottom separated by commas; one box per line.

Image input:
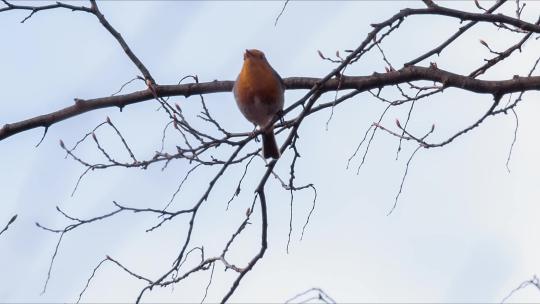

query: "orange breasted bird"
left=233, top=49, right=284, bottom=159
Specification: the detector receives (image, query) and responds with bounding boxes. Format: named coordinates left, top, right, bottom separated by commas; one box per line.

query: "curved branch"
left=398, top=4, right=540, bottom=33
left=2, top=66, right=539, bottom=142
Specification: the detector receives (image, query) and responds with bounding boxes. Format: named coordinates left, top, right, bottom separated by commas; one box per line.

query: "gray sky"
left=1, top=1, right=540, bottom=303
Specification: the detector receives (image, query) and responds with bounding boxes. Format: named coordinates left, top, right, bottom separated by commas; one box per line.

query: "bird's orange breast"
left=235, top=60, right=282, bottom=106
left=234, top=56, right=284, bottom=126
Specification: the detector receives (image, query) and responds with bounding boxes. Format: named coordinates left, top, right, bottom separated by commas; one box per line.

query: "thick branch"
left=398, top=5, right=540, bottom=33
left=2, top=66, right=539, bottom=142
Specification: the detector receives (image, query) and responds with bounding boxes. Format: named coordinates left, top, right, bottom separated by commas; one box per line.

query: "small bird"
left=233, top=49, right=284, bottom=159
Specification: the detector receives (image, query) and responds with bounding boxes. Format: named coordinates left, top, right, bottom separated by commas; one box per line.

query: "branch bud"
left=59, top=139, right=65, bottom=149
left=479, top=39, right=488, bottom=48
left=8, top=214, right=17, bottom=225
left=395, top=119, right=401, bottom=128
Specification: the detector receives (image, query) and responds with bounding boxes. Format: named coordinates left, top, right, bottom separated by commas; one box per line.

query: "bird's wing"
left=271, top=67, right=286, bottom=90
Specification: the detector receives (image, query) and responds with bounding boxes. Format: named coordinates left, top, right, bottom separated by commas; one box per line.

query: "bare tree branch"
left=88, top=0, right=155, bottom=84
left=3, top=0, right=540, bottom=302
left=405, top=0, right=507, bottom=66
left=502, top=275, right=540, bottom=303
left=1, top=0, right=155, bottom=83
left=0, top=214, right=17, bottom=237
left=2, top=68, right=539, bottom=142
left=274, top=0, right=290, bottom=26
left=286, top=287, right=337, bottom=304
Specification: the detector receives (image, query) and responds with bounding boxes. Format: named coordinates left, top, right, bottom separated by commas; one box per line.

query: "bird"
left=233, top=49, right=284, bottom=159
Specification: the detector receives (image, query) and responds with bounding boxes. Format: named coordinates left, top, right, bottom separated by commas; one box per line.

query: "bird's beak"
left=243, top=49, right=252, bottom=60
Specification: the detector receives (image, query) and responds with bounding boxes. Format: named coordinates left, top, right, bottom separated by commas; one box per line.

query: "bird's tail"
left=262, top=128, right=280, bottom=159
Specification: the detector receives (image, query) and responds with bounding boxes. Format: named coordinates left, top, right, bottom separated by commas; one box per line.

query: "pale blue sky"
left=1, top=1, right=540, bottom=303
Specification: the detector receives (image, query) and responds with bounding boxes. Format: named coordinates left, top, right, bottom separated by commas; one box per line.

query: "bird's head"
left=243, top=49, right=266, bottom=62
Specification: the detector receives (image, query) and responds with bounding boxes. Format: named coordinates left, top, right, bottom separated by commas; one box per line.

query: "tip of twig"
left=479, top=39, right=488, bottom=47
left=8, top=214, right=17, bottom=224
left=474, top=0, right=485, bottom=11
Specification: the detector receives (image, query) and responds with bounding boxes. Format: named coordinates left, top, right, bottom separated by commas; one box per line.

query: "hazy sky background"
left=1, top=1, right=540, bottom=303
